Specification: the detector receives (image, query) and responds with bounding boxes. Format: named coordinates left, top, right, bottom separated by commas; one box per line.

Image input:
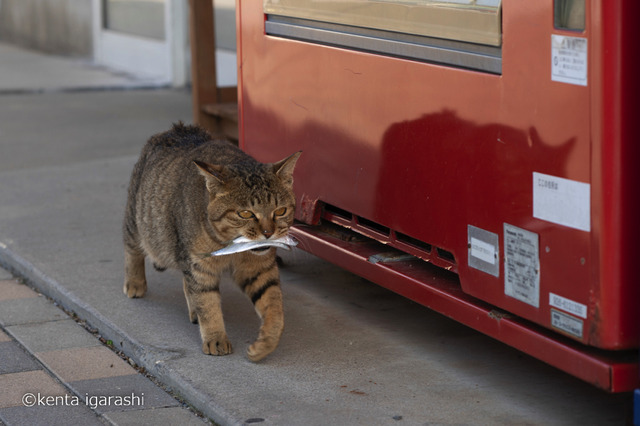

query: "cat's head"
left=194, top=152, right=301, bottom=246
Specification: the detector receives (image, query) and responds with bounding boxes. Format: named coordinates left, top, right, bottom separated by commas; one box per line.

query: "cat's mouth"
left=250, top=247, right=271, bottom=253
left=208, top=235, right=297, bottom=257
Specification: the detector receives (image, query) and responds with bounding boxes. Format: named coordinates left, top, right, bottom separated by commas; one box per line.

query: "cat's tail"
left=148, top=121, right=213, bottom=149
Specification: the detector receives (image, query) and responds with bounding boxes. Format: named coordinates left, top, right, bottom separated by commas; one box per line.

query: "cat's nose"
left=262, top=229, right=274, bottom=239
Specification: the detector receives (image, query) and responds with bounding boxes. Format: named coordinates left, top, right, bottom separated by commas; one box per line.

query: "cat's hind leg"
left=123, top=200, right=147, bottom=298
left=123, top=245, right=147, bottom=298
left=232, top=252, right=284, bottom=362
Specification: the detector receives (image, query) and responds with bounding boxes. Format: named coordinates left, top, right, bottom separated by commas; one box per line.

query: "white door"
left=92, top=0, right=188, bottom=86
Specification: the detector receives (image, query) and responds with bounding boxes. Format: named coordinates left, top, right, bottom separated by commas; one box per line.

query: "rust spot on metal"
left=298, top=194, right=322, bottom=225
left=488, top=309, right=512, bottom=321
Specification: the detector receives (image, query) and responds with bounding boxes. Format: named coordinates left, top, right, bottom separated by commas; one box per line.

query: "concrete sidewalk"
left=0, top=43, right=632, bottom=425
left=0, top=41, right=164, bottom=93
left=0, top=268, right=207, bottom=425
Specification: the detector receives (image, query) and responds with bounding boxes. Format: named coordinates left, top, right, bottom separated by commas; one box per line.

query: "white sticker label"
left=468, top=225, right=500, bottom=277
left=551, top=309, right=584, bottom=339
left=470, top=237, right=496, bottom=265
left=551, top=35, right=587, bottom=86
left=504, top=224, right=540, bottom=308
left=549, top=293, right=587, bottom=319
left=533, top=172, right=590, bottom=232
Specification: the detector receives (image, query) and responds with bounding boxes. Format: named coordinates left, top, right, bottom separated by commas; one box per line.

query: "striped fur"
left=123, top=123, right=300, bottom=361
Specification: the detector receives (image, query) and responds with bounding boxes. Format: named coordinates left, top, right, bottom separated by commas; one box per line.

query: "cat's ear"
left=272, top=151, right=302, bottom=187
left=194, top=160, right=226, bottom=192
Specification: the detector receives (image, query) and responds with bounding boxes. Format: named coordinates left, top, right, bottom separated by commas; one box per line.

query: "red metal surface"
left=593, top=0, right=640, bottom=350
left=237, top=0, right=640, bottom=391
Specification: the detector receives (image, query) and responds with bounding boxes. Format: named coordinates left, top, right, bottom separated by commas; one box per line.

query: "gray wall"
left=0, top=0, right=93, bottom=57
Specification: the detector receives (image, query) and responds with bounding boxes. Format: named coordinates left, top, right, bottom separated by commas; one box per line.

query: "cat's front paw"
left=123, top=279, right=147, bottom=298
left=247, top=337, right=279, bottom=362
left=202, top=333, right=233, bottom=356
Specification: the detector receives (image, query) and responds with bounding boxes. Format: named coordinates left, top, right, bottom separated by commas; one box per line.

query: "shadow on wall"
left=374, top=110, right=576, bottom=237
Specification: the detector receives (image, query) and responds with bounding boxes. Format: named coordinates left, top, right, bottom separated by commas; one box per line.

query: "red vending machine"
left=236, top=0, right=640, bottom=391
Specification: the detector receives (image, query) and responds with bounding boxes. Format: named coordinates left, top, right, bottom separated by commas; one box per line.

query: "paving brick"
left=0, top=280, right=38, bottom=301
left=0, top=403, right=104, bottom=426
left=7, top=319, right=100, bottom=353
left=37, top=346, right=137, bottom=382
left=0, top=370, right=67, bottom=409
left=0, top=341, right=41, bottom=374
left=103, top=406, right=208, bottom=426
left=0, top=297, right=67, bottom=326
left=69, top=374, right=179, bottom=413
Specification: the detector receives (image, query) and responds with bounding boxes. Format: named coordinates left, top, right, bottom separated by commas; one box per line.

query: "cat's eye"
left=238, top=210, right=255, bottom=219
left=273, top=207, right=287, bottom=217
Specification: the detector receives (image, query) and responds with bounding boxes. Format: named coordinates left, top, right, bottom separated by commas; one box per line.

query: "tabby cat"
left=123, top=123, right=301, bottom=362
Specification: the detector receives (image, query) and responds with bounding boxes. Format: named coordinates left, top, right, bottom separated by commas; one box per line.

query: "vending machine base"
left=291, top=222, right=638, bottom=393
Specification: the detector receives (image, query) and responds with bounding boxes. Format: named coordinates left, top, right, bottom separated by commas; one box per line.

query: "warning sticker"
left=504, top=224, right=540, bottom=308
left=551, top=309, right=583, bottom=339
left=551, top=35, right=587, bottom=86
